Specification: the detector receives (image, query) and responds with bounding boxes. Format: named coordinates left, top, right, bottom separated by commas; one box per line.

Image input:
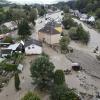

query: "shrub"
left=96, top=8, right=100, bottom=19
left=51, top=84, right=79, bottom=100
left=54, top=70, right=65, bottom=85
left=1, top=63, right=17, bottom=71
left=59, top=36, right=70, bottom=53
left=69, top=25, right=90, bottom=44
left=14, top=72, right=20, bottom=91
left=3, top=36, right=13, bottom=43
left=21, top=92, right=40, bottom=100
left=69, top=27, right=78, bottom=40
left=76, top=25, right=90, bottom=44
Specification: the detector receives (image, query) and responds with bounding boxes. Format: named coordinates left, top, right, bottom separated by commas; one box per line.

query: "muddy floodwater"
left=73, top=18, right=100, bottom=50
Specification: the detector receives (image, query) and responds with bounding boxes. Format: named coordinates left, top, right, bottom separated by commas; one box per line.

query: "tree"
left=69, top=27, right=78, bottom=40
left=51, top=84, right=79, bottom=100
left=3, top=36, right=13, bottom=43
left=76, top=25, right=90, bottom=44
left=96, top=8, right=100, bottom=18
left=62, top=15, right=77, bottom=29
left=63, top=6, right=69, bottom=13
left=29, top=9, right=37, bottom=25
left=21, top=92, right=40, bottom=100
left=59, top=36, right=70, bottom=53
left=14, top=72, right=20, bottom=91
left=54, top=70, right=65, bottom=85
left=18, top=19, right=31, bottom=39
left=30, top=56, right=55, bottom=89
left=38, top=6, right=46, bottom=17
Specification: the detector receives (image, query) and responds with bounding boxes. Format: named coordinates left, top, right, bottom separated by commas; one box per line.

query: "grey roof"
left=45, top=21, right=61, bottom=27
left=39, top=27, right=60, bottom=35
left=1, top=49, right=12, bottom=54
left=24, top=39, right=42, bottom=47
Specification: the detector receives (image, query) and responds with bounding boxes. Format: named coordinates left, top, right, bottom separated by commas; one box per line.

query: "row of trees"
left=21, top=53, right=79, bottom=100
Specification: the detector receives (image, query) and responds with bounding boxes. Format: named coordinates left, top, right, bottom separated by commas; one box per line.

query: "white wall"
left=25, top=44, right=42, bottom=55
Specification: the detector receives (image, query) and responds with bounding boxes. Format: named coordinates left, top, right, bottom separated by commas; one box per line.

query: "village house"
left=1, top=21, right=17, bottom=31
left=24, top=39, right=42, bottom=55
left=80, top=14, right=88, bottom=22
left=38, top=21, right=62, bottom=45
left=1, top=41, right=24, bottom=57
left=38, top=27, right=61, bottom=45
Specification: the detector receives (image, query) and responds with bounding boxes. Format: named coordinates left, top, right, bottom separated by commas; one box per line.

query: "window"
left=28, top=47, right=30, bottom=49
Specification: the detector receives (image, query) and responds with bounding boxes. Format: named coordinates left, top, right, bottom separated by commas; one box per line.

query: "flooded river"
left=73, top=18, right=100, bottom=50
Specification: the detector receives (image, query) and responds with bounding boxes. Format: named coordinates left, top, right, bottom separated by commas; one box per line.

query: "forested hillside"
left=76, top=0, right=100, bottom=14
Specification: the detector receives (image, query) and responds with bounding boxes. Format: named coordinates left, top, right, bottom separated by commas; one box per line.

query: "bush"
left=69, top=27, right=78, bottom=40
left=14, top=72, right=20, bottom=91
left=54, top=70, right=65, bottom=85
left=59, top=36, right=70, bottom=53
left=69, top=25, right=90, bottom=44
left=3, top=36, right=13, bottom=43
left=51, top=84, right=79, bottom=100
left=1, top=63, right=17, bottom=71
left=77, top=25, right=90, bottom=44
left=96, top=8, right=100, bottom=19
left=21, top=92, right=40, bottom=100
left=95, top=20, right=100, bottom=31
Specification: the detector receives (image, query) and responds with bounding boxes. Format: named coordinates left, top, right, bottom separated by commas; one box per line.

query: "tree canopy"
left=51, top=84, right=79, bottom=100
left=30, top=56, right=55, bottom=89
left=54, top=70, right=65, bottom=85
left=18, top=19, right=31, bottom=39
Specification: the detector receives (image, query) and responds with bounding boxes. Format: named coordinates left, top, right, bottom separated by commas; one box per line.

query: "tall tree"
left=30, top=56, right=55, bottom=89
left=29, top=9, right=37, bottom=25
left=59, top=36, right=70, bottom=53
left=14, top=72, right=20, bottom=91
left=54, top=70, right=65, bottom=85
left=18, top=19, right=31, bottom=39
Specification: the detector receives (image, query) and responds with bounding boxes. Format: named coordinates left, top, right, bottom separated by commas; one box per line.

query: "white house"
left=80, top=14, right=88, bottom=22
left=88, top=16, right=95, bottom=22
left=24, top=39, right=42, bottom=55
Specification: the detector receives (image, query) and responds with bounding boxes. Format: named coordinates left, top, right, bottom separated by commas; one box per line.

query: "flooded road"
left=73, top=18, right=100, bottom=50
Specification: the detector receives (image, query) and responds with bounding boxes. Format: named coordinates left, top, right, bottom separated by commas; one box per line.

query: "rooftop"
left=24, top=39, right=42, bottom=47
left=39, top=27, right=60, bottom=35
left=45, top=21, right=61, bottom=28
